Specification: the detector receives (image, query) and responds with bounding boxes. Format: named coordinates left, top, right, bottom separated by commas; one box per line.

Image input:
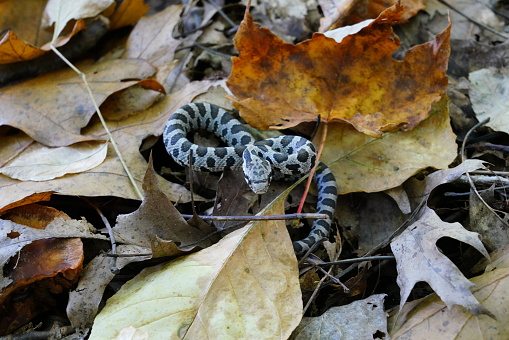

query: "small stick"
left=297, top=120, right=329, bottom=214
left=82, top=197, right=120, bottom=274
left=437, top=0, right=509, bottom=39
left=180, top=212, right=329, bottom=221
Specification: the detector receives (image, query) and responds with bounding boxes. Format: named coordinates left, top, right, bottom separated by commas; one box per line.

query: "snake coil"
left=163, top=103, right=337, bottom=256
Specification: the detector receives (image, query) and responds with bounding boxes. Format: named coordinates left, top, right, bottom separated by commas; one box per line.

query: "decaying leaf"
left=391, top=206, right=491, bottom=316
left=67, top=245, right=151, bottom=329
left=89, top=184, right=302, bottom=339
left=291, top=294, right=388, bottom=340
left=390, top=246, right=509, bottom=339
left=227, top=4, right=450, bottom=138
left=0, top=205, right=84, bottom=335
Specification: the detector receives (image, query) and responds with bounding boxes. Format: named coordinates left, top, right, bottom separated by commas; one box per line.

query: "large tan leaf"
left=391, top=206, right=490, bottom=316
left=320, top=95, right=457, bottom=194
left=89, top=184, right=302, bottom=339
left=0, top=80, right=215, bottom=209
left=390, top=246, right=509, bottom=339
left=0, top=59, right=156, bottom=147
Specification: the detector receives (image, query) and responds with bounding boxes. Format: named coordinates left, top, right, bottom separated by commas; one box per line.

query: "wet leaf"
left=0, top=205, right=84, bottom=335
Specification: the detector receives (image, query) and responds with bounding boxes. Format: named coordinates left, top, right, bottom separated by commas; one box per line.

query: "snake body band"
left=163, top=103, right=338, bottom=256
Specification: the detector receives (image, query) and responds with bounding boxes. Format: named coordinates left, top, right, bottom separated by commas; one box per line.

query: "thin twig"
left=297, top=121, right=328, bottom=214
left=82, top=197, right=120, bottom=273
left=180, top=212, right=329, bottom=221
left=50, top=45, right=144, bottom=201
left=193, top=43, right=233, bottom=58
left=204, top=0, right=238, bottom=29
left=437, top=0, right=509, bottom=39
left=460, top=118, right=509, bottom=228
left=318, top=255, right=395, bottom=266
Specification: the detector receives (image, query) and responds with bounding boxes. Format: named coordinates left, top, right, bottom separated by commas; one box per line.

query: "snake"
left=163, top=103, right=338, bottom=256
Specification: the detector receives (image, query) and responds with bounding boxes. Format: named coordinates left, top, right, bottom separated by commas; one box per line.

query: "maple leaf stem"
left=296, top=122, right=328, bottom=214
left=50, top=45, right=144, bottom=201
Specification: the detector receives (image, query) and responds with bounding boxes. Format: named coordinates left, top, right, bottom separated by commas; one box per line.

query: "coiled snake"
left=163, top=103, right=337, bottom=256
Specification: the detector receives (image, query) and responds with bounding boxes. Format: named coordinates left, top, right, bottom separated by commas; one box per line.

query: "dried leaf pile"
left=1, top=0, right=509, bottom=339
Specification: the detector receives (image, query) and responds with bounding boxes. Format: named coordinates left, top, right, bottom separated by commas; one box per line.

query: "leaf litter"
left=0, top=0, right=509, bottom=338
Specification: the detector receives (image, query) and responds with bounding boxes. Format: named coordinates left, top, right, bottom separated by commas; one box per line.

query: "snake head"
left=242, top=147, right=272, bottom=194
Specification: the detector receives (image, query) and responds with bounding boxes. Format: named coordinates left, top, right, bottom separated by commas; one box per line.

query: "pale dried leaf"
left=390, top=246, right=509, bottom=339
left=43, top=0, right=114, bottom=43
left=0, top=141, right=107, bottom=181
left=291, top=294, right=388, bottom=340
left=89, top=185, right=302, bottom=339
left=469, top=67, right=509, bottom=134
left=391, top=206, right=490, bottom=316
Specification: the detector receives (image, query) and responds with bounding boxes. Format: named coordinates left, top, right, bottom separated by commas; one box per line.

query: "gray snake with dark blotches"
left=163, top=103, right=337, bottom=256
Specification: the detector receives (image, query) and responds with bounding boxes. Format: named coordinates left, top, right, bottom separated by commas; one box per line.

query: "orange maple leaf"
left=227, top=4, right=450, bottom=138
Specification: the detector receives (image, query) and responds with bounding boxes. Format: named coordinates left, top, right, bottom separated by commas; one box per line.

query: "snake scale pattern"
left=163, top=103, right=338, bottom=256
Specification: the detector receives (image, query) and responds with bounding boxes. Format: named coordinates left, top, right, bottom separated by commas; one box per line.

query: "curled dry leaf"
left=0, top=141, right=108, bottom=181
left=319, top=0, right=426, bottom=31
left=42, top=0, right=115, bottom=44
left=114, top=156, right=215, bottom=255
left=391, top=206, right=491, bottom=316
left=90, top=184, right=302, bottom=339
left=227, top=4, right=450, bottom=138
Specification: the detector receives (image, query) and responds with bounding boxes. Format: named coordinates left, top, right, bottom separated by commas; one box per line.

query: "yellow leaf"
left=90, top=185, right=302, bottom=339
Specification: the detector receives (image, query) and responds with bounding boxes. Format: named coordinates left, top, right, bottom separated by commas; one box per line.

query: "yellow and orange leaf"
left=227, top=4, right=450, bottom=138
